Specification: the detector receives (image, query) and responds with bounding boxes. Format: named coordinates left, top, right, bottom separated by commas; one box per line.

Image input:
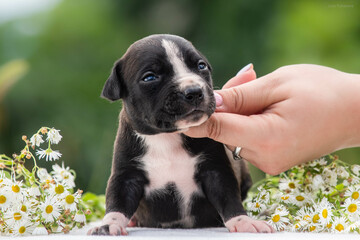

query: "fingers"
left=215, top=73, right=283, bottom=115
left=222, top=64, right=256, bottom=89
left=185, top=112, right=270, bottom=149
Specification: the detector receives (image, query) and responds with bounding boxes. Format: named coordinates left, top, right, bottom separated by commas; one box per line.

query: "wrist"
left=341, top=73, right=360, bottom=149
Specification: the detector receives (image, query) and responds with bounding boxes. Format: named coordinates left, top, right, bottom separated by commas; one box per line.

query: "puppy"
left=89, top=34, right=273, bottom=235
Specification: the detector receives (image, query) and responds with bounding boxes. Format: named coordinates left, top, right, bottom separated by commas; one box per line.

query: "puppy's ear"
left=101, top=60, right=124, bottom=101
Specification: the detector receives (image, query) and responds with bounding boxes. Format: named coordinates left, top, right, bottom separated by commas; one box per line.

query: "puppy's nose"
left=184, top=86, right=204, bottom=104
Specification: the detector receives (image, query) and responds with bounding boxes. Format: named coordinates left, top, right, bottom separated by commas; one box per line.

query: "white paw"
left=225, top=215, right=275, bottom=233
left=87, top=212, right=129, bottom=236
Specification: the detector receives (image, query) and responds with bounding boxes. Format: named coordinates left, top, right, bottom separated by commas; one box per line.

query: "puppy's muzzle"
left=183, top=86, right=204, bottom=106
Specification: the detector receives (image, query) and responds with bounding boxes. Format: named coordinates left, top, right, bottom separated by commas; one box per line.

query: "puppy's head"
left=102, top=34, right=215, bottom=134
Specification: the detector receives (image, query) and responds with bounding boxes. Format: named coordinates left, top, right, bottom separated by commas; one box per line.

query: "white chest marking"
left=138, top=133, right=200, bottom=205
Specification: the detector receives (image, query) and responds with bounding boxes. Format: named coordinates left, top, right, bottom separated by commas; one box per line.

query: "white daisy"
left=49, top=183, right=69, bottom=199
left=51, top=162, right=75, bottom=188
left=316, top=198, right=333, bottom=225
left=279, top=177, right=299, bottom=191
left=36, top=148, right=62, bottom=161
left=332, top=216, right=349, bottom=233
left=267, top=207, right=290, bottom=231
left=11, top=220, right=34, bottom=236
left=46, top=128, right=62, bottom=144
left=4, top=207, right=29, bottom=226
left=0, top=188, right=13, bottom=209
left=345, top=185, right=360, bottom=201
left=40, top=197, right=61, bottom=222
left=278, top=192, right=292, bottom=204
left=62, top=193, right=80, bottom=211
left=344, top=198, right=360, bottom=221
left=307, top=224, right=319, bottom=233
left=290, top=190, right=311, bottom=207
left=290, top=221, right=306, bottom=232
left=247, top=200, right=266, bottom=213
left=30, top=133, right=44, bottom=147
left=295, top=206, right=312, bottom=224
left=9, top=181, right=24, bottom=202
left=256, top=188, right=270, bottom=204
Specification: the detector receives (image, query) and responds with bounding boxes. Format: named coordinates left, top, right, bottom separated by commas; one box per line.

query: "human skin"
left=185, top=64, right=360, bottom=175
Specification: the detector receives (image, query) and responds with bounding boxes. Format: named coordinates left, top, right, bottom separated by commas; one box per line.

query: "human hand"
left=186, top=64, right=360, bottom=175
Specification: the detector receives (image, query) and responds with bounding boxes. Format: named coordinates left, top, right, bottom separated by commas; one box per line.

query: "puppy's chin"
left=174, top=112, right=209, bottom=133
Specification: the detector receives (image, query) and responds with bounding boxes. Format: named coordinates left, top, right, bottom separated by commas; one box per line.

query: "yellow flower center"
left=13, top=212, right=22, bottom=221
left=322, top=209, right=328, bottom=218
left=21, top=205, right=27, bottom=212
left=352, top=192, right=359, bottom=200
left=12, top=185, right=20, bottom=193
left=309, top=226, right=316, bottom=232
left=335, top=223, right=344, bottom=232
left=295, top=224, right=300, bottom=229
left=0, top=195, right=6, bottom=204
left=281, top=196, right=289, bottom=200
left=348, top=203, right=357, bottom=213
left=45, top=205, right=53, bottom=214
left=303, top=215, right=311, bottom=221
left=55, top=185, right=64, bottom=195
left=327, top=223, right=332, bottom=229
left=272, top=214, right=280, bottom=223
left=65, top=195, right=75, bottom=204
left=19, top=226, right=26, bottom=234
left=296, top=195, right=305, bottom=201
left=289, top=182, right=296, bottom=189
left=312, top=214, right=320, bottom=223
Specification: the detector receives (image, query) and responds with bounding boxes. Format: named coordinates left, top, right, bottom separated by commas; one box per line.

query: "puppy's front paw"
left=225, top=215, right=275, bottom=233
left=87, top=212, right=129, bottom=236
left=87, top=224, right=128, bottom=236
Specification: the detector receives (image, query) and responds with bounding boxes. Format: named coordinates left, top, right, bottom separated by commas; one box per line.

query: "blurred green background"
left=0, top=0, right=359, bottom=194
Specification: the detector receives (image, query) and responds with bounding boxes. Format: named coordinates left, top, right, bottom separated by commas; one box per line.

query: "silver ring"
left=233, top=147, right=243, bottom=161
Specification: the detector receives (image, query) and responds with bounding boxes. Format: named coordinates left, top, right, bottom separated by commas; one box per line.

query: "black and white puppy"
left=89, top=34, right=273, bottom=235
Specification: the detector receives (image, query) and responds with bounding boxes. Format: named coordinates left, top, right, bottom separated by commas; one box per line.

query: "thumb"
left=184, top=112, right=266, bottom=148
left=215, top=74, right=281, bottom=115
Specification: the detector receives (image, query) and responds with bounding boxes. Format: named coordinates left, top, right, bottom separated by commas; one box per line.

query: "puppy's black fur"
left=90, top=34, right=253, bottom=235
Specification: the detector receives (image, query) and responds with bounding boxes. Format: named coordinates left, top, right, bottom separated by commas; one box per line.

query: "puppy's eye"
left=142, top=73, right=157, bottom=82
left=198, top=61, right=207, bottom=71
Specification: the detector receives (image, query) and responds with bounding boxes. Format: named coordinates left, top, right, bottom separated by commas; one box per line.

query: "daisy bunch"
left=244, top=155, right=360, bottom=233
left=0, top=127, right=92, bottom=236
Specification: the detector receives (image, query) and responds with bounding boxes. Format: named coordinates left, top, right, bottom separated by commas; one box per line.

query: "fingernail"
left=236, top=63, right=253, bottom=76
left=214, top=92, right=223, bottom=107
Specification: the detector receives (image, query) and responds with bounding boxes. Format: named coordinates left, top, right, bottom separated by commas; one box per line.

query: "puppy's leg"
left=87, top=212, right=129, bottom=235
left=239, top=159, right=252, bottom=201
left=88, top=171, right=147, bottom=236
left=225, top=215, right=275, bottom=233
left=197, top=165, right=274, bottom=233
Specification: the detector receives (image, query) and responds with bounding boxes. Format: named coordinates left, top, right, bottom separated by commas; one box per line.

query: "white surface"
left=2, top=222, right=360, bottom=239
